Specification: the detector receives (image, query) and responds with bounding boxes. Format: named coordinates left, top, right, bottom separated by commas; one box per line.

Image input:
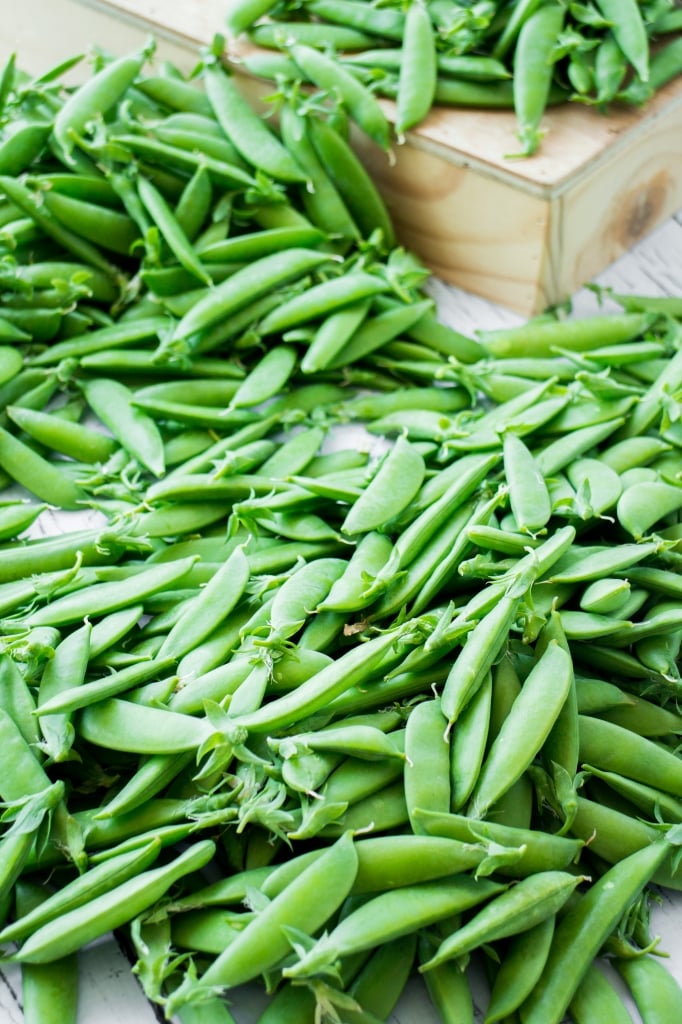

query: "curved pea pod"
left=319, top=531, right=394, bottom=612
left=518, top=840, right=672, bottom=1024
left=290, top=44, right=390, bottom=151
left=9, top=840, right=215, bottom=965
left=485, top=915, right=556, bottom=1023
left=617, top=480, right=682, bottom=539
left=566, top=456, right=623, bottom=519
left=202, top=59, right=305, bottom=183
left=422, top=871, right=584, bottom=972
left=173, top=248, right=332, bottom=342
left=228, top=345, right=298, bottom=409
left=0, top=119, right=51, bottom=176
left=503, top=431, right=551, bottom=534
left=77, top=698, right=214, bottom=754
left=284, top=875, right=505, bottom=980
left=267, top=557, right=347, bottom=641
left=19, top=556, right=198, bottom=628
left=157, top=545, right=250, bottom=661
left=467, top=642, right=573, bottom=819
left=82, top=377, right=165, bottom=477
left=341, top=435, right=425, bottom=535
left=559, top=610, right=631, bottom=640
left=188, top=831, right=357, bottom=995
left=579, top=577, right=632, bottom=615
left=7, top=405, right=118, bottom=464
left=579, top=714, right=682, bottom=797
left=450, top=670, right=492, bottom=812
left=0, top=425, right=86, bottom=510
left=0, top=838, right=162, bottom=944
left=616, top=953, right=682, bottom=1021
left=569, top=962, right=639, bottom=1024
left=512, top=3, right=565, bottom=156
left=41, top=190, right=141, bottom=256
left=598, top=435, right=672, bottom=474
left=51, top=43, right=151, bottom=164
left=258, top=271, right=386, bottom=337
left=0, top=500, right=47, bottom=542
left=307, top=114, right=395, bottom=247
left=546, top=540, right=660, bottom=583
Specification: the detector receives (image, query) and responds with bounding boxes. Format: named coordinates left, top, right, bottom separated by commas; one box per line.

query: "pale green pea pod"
left=619, top=466, right=660, bottom=489
left=566, top=456, right=623, bottom=519
left=319, top=531, right=394, bottom=612
left=559, top=610, right=631, bottom=640
left=82, top=377, right=165, bottom=477
left=227, top=344, right=298, bottom=410
left=598, top=434, right=672, bottom=473
left=420, top=871, right=585, bottom=971
left=186, top=832, right=358, bottom=997
left=468, top=642, right=574, bottom=819
left=441, top=591, right=521, bottom=729
left=404, top=697, right=451, bottom=831
left=535, top=417, right=626, bottom=477
left=341, top=435, right=425, bottom=536
left=546, top=540, right=660, bottom=583
left=617, top=479, right=682, bottom=539
left=36, top=621, right=91, bottom=763
left=503, top=431, right=551, bottom=534
left=270, top=723, right=404, bottom=763
left=77, top=698, right=214, bottom=754
left=284, top=875, right=505, bottom=980
left=266, top=556, right=347, bottom=641
left=579, top=577, right=632, bottom=614
left=0, top=425, right=86, bottom=509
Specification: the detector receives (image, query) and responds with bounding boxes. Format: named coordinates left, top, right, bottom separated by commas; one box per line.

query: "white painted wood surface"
left=0, top=2, right=681, bottom=1020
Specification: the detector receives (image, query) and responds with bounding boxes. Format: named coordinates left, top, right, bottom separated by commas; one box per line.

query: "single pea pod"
left=51, top=43, right=152, bottom=164
left=420, top=871, right=584, bottom=971
left=503, top=430, right=552, bottom=534
left=512, top=3, right=565, bottom=156
left=341, top=435, right=425, bottom=535
left=616, top=952, right=682, bottom=1022
left=290, top=44, right=390, bottom=151
left=617, top=479, right=682, bottom=539
left=203, top=58, right=305, bottom=183
left=395, top=0, right=437, bottom=135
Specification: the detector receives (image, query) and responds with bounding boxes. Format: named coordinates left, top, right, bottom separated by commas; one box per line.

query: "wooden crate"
left=38, top=1, right=682, bottom=313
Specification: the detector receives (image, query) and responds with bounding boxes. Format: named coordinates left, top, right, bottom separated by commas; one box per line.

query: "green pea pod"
left=594, top=0, right=648, bottom=81
left=503, top=431, right=551, bottom=534
left=341, top=436, right=425, bottom=535
left=7, top=405, right=117, bottom=464
left=512, top=3, right=566, bottom=156
left=173, top=248, right=331, bottom=342
left=395, top=0, right=437, bottom=135
left=193, top=831, right=357, bottom=993
left=137, top=174, right=211, bottom=286
left=616, top=953, right=682, bottom=1021
left=285, top=875, right=504, bottom=979
left=468, top=642, right=573, bottom=818
left=82, top=377, right=165, bottom=477
left=450, top=670, right=492, bottom=812
left=51, top=43, right=152, bottom=163
left=578, top=714, right=682, bottom=797
left=203, top=59, right=305, bottom=183
left=258, top=271, right=386, bottom=337
left=486, top=915, right=556, bottom=1023
left=290, top=44, right=390, bottom=150
left=0, top=425, right=85, bottom=510
left=421, top=871, right=584, bottom=970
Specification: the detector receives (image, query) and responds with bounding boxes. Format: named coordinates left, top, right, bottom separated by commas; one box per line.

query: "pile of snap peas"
left=227, top=0, right=682, bottom=155
left=1, top=36, right=682, bottom=1024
